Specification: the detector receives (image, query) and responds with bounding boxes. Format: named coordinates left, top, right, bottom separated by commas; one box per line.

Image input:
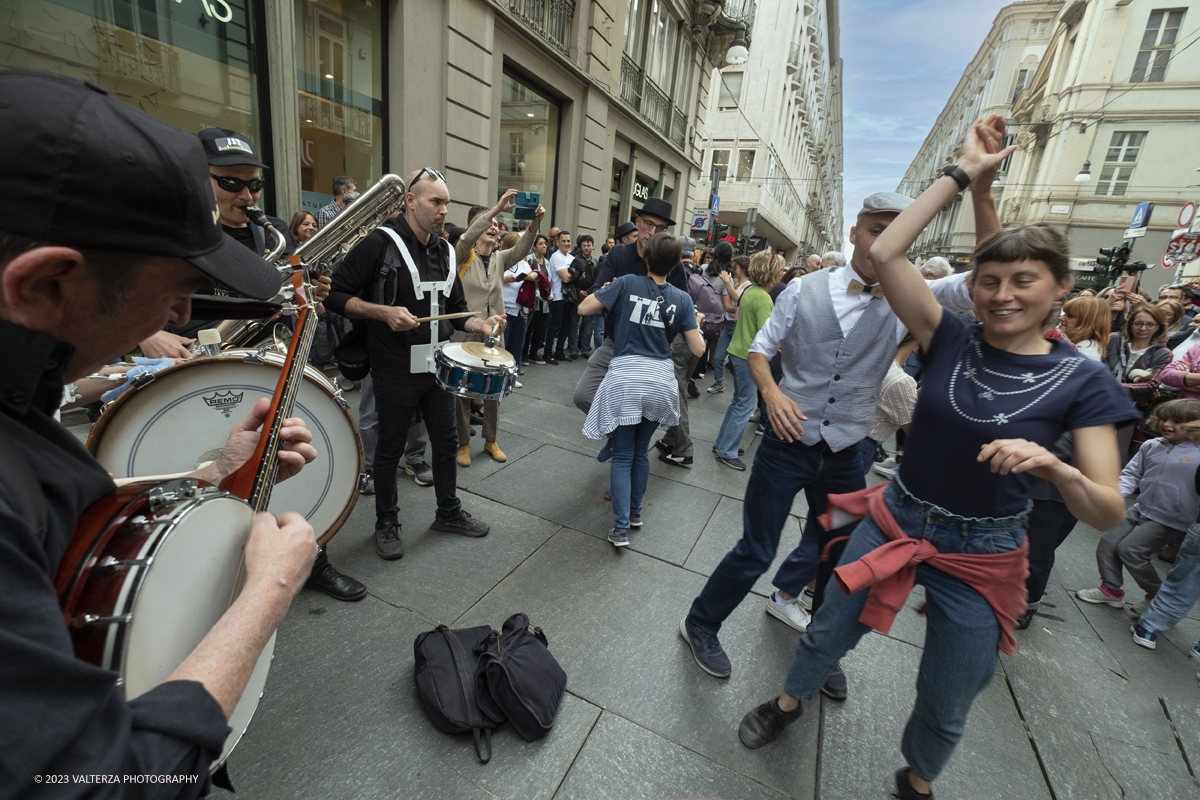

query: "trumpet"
left=195, top=174, right=406, bottom=353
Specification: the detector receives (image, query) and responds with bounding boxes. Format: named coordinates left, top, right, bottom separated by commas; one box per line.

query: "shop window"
left=295, top=0, right=385, bottom=214
left=1, top=0, right=262, bottom=158
left=1132, top=9, right=1184, bottom=82
left=499, top=71, right=561, bottom=223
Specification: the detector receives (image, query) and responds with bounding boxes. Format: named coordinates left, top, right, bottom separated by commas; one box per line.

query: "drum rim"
left=86, top=353, right=363, bottom=547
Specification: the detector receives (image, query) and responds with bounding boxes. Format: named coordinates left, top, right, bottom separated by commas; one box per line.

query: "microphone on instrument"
left=245, top=206, right=287, bottom=262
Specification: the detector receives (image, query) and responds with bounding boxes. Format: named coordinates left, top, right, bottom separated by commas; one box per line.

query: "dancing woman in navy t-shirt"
left=735, top=116, right=1140, bottom=799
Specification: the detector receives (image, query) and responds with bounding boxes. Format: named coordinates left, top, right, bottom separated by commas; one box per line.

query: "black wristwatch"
left=942, top=164, right=971, bottom=192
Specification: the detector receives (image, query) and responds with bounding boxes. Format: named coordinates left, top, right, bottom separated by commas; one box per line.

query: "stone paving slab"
left=453, top=431, right=544, bottom=489
left=454, top=528, right=820, bottom=799
left=498, top=397, right=604, bottom=459
left=323, top=485, right=561, bottom=624
left=682, top=495, right=801, bottom=598
left=469, top=444, right=720, bottom=566
left=819, top=634, right=1050, bottom=800
left=552, top=711, right=790, bottom=800
left=230, top=593, right=600, bottom=800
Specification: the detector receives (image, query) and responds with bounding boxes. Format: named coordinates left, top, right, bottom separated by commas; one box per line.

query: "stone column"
left=263, top=1, right=301, bottom=218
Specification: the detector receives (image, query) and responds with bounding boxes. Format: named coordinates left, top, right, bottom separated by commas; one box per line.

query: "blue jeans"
left=1141, top=521, right=1200, bottom=634
left=578, top=313, right=603, bottom=352
left=688, top=432, right=865, bottom=632
left=783, top=478, right=1026, bottom=782
left=609, top=418, right=658, bottom=530
left=505, top=312, right=528, bottom=371
left=714, top=354, right=756, bottom=458
left=712, top=322, right=735, bottom=382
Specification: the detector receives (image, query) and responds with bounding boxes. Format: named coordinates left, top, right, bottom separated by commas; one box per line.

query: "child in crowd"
left=1075, top=399, right=1200, bottom=614
left=578, top=233, right=705, bottom=547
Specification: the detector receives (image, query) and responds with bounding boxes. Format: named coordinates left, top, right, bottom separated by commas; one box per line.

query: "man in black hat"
left=572, top=198, right=689, bottom=422
left=614, top=221, right=638, bottom=245
left=0, top=70, right=321, bottom=792
left=196, top=127, right=366, bottom=603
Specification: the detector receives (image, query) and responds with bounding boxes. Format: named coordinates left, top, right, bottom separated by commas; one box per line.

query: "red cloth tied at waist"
left=818, top=483, right=1029, bottom=656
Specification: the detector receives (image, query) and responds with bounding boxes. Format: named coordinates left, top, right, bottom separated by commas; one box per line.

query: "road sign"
left=710, top=195, right=720, bottom=215
left=743, top=223, right=756, bottom=238
left=1164, top=232, right=1200, bottom=269
left=691, top=209, right=710, bottom=231
left=1124, top=227, right=1148, bottom=239
left=1178, top=201, right=1196, bottom=229
left=1130, top=202, right=1155, bottom=229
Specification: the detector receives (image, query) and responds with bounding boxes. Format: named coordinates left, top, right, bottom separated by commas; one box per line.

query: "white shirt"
left=1075, top=340, right=1104, bottom=362
left=749, top=265, right=974, bottom=363
left=502, top=259, right=532, bottom=316
left=868, top=361, right=918, bottom=443
left=548, top=250, right=572, bottom=301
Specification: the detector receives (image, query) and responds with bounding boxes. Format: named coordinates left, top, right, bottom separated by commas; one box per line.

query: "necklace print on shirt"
left=948, top=331, right=1083, bottom=425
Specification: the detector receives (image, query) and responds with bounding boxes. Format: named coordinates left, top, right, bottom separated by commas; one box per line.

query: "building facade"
left=1, top=0, right=757, bottom=239
left=898, top=1, right=1062, bottom=269
left=693, top=0, right=843, bottom=261
left=901, top=0, right=1200, bottom=291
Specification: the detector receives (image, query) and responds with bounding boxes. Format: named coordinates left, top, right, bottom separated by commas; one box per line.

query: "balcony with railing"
left=510, top=0, right=575, bottom=55
left=620, top=52, right=687, bottom=148
left=786, top=44, right=802, bottom=73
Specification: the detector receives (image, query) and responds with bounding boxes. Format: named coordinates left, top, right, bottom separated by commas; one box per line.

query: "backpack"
left=413, top=624, right=498, bottom=763
left=333, top=233, right=410, bottom=380
left=476, top=613, right=567, bottom=741
left=687, top=271, right=725, bottom=337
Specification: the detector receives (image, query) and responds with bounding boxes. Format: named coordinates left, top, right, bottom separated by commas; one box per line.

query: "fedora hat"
left=636, top=197, right=676, bottom=227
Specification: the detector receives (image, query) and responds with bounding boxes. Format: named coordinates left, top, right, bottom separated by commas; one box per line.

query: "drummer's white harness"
left=378, top=227, right=456, bottom=374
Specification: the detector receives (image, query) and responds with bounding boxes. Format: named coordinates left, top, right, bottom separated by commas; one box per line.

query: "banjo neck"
left=219, top=261, right=317, bottom=512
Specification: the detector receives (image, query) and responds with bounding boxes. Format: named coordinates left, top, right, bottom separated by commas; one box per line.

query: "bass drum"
left=88, top=351, right=363, bottom=545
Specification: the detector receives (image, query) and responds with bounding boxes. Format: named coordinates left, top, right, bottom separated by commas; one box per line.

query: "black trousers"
left=371, top=368, right=459, bottom=523
left=1026, top=499, right=1078, bottom=605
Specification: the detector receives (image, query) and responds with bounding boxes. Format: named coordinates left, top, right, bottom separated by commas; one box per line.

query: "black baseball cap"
left=0, top=71, right=279, bottom=299
left=199, top=127, right=269, bottom=169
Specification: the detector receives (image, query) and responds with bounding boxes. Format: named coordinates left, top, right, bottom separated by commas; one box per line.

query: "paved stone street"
left=70, top=357, right=1200, bottom=799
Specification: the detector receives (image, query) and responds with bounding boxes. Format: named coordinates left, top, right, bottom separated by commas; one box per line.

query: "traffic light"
left=1097, top=243, right=1132, bottom=276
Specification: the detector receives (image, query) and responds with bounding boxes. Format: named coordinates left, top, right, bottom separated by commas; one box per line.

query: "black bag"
left=333, top=239, right=402, bottom=381
left=476, top=613, right=567, bottom=741
left=413, top=625, right=498, bottom=763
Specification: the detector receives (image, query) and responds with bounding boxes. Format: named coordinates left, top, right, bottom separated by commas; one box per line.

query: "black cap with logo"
left=0, top=70, right=280, bottom=300
left=199, top=127, right=270, bottom=169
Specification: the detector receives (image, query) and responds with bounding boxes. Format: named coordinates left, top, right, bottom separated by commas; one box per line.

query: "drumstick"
left=413, top=311, right=476, bottom=323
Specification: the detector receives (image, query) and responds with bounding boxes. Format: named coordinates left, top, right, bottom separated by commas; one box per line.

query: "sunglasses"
left=408, top=167, right=447, bottom=194
left=211, top=174, right=265, bottom=194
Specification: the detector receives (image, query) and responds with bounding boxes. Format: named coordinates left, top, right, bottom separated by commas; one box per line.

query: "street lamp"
left=726, top=22, right=749, bottom=66
left=1074, top=160, right=1092, bottom=183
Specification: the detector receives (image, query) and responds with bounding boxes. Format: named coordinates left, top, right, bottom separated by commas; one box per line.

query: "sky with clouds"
left=838, top=0, right=1012, bottom=253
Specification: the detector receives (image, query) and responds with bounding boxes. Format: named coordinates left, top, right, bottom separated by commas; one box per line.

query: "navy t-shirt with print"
left=900, top=312, right=1140, bottom=519
left=593, top=275, right=696, bottom=360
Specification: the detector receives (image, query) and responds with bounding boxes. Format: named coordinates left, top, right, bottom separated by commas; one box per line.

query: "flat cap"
left=858, top=192, right=914, bottom=219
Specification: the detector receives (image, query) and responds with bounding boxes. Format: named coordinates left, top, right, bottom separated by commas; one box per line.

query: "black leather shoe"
left=739, top=697, right=802, bottom=748
left=687, top=379, right=700, bottom=398
left=1016, top=608, right=1037, bottom=630
left=654, top=439, right=672, bottom=454
left=306, top=560, right=367, bottom=601
left=894, top=768, right=934, bottom=799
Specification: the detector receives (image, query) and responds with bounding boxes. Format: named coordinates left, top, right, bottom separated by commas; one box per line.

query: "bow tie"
left=847, top=280, right=885, bottom=300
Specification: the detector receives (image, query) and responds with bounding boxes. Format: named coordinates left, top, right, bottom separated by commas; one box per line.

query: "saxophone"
left=196, top=174, right=406, bottom=352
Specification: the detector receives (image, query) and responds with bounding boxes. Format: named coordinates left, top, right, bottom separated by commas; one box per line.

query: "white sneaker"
left=514, top=380, right=523, bottom=389
left=873, top=457, right=899, bottom=478
left=765, top=591, right=811, bottom=633
left=750, top=408, right=761, bottom=423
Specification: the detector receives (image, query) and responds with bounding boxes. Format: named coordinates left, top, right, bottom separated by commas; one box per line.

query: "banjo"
left=54, top=261, right=320, bottom=770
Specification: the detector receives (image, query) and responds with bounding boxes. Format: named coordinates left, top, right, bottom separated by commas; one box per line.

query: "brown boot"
left=484, top=441, right=507, bottom=462
left=457, top=444, right=471, bottom=467
left=1160, top=545, right=1180, bottom=563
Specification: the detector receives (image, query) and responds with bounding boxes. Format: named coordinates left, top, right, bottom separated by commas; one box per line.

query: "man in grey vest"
left=679, top=192, right=973, bottom=688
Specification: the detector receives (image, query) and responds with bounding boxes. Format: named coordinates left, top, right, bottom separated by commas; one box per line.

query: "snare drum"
left=434, top=343, right=517, bottom=401
left=88, top=350, right=362, bottom=545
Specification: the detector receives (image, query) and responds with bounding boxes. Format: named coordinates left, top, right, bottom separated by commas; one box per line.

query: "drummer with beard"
left=326, top=168, right=507, bottom=560
left=0, top=71, right=320, bottom=795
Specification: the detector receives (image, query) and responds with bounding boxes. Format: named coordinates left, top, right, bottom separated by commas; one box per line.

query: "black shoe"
left=470, top=412, right=485, bottom=426
left=659, top=451, right=693, bottom=467
left=306, top=560, right=368, bottom=601
left=687, top=379, right=700, bottom=398
left=554, top=352, right=567, bottom=361
left=717, top=455, right=747, bottom=471
left=654, top=439, right=673, bottom=454
left=432, top=508, right=490, bottom=537
left=894, top=768, right=934, bottom=799
left=1016, top=608, right=1037, bottom=630
left=358, top=471, right=375, bottom=495
left=374, top=520, right=405, bottom=560
left=821, top=662, right=848, bottom=700
left=547, top=358, right=560, bottom=365
left=568, top=353, right=578, bottom=361
left=738, top=697, right=803, bottom=749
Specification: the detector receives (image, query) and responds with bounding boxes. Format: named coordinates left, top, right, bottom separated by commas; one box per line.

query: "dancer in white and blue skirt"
left=579, top=233, right=706, bottom=547
left=734, top=117, right=1141, bottom=800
